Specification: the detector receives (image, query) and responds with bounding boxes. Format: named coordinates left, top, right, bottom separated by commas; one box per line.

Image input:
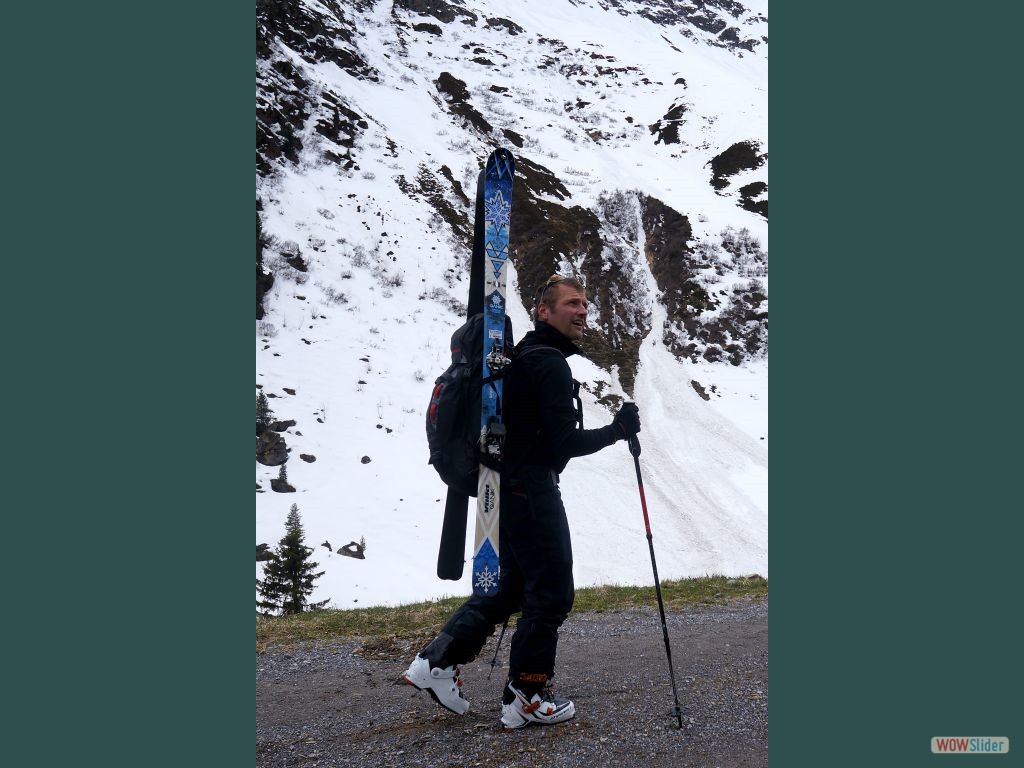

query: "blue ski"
left=473, top=148, right=515, bottom=597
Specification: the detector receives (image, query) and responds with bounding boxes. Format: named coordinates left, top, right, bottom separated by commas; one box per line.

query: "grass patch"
left=256, top=575, right=766, bottom=654
left=572, top=573, right=766, bottom=613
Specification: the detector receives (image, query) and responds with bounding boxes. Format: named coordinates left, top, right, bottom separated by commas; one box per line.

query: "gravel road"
left=257, top=598, right=767, bottom=767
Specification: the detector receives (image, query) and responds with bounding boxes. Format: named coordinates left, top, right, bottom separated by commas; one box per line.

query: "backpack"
left=426, top=313, right=513, bottom=497
left=426, top=315, right=559, bottom=497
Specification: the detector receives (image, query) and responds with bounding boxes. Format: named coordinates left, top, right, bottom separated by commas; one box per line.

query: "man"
left=403, top=274, right=642, bottom=728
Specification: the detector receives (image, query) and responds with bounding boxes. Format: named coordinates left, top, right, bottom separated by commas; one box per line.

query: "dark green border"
left=776, top=3, right=1022, bottom=766
left=20, top=0, right=1018, bottom=764
left=7, top=3, right=252, bottom=765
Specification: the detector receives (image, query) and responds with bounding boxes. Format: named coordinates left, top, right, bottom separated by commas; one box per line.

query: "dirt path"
left=257, top=598, right=767, bottom=767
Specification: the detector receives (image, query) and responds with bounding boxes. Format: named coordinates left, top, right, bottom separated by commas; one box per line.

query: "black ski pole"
left=627, top=432, right=684, bottom=730
left=487, top=618, right=509, bottom=680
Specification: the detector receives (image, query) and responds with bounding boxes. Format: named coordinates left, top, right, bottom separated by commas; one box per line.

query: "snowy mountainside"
left=257, top=0, right=768, bottom=608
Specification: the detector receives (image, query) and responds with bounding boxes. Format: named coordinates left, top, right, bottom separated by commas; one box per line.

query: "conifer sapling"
left=257, top=503, right=327, bottom=614
left=257, top=391, right=274, bottom=434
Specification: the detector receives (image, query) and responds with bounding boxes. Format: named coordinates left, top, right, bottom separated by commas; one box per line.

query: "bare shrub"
left=382, top=271, right=405, bottom=288
left=319, top=283, right=349, bottom=305
left=351, top=245, right=370, bottom=268
left=419, top=287, right=465, bottom=315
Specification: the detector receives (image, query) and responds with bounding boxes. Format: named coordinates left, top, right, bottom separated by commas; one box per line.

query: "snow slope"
left=257, top=0, right=768, bottom=608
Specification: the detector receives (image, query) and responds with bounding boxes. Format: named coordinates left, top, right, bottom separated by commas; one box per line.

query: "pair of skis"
left=436, top=148, right=515, bottom=597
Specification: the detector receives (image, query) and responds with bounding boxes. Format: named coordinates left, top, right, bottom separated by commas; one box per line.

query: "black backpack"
left=426, top=313, right=514, bottom=497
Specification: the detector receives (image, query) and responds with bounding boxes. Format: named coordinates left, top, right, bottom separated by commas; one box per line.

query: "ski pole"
left=487, top=618, right=509, bottom=680
left=628, top=433, right=684, bottom=729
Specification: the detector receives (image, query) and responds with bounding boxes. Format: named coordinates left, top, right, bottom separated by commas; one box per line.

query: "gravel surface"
left=257, top=598, right=767, bottom=767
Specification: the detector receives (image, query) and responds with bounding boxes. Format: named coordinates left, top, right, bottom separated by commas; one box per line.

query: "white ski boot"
left=402, top=654, right=470, bottom=715
left=500, top=681, right=576, bottom=729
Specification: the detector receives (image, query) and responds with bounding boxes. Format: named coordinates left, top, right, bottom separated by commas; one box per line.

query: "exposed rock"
left=257, top=267, right=274, bottom=321
left=641, top=193, right=706, bottom=321
left=257, top=0, right=373, bottom=174
left=257, top=209, right=274, bottom=320
left=271, top=477, right=296, bottom=493
left=299, top=454, right=316, bottom=463
left=486, top=16, right=525, bottom=35
left=649, top=101, right=688, bottom=145
left=640, top=194, right=767, bottom=365
left=257, top=431, right=289, bottom=466
left=739, top=181, right=768, bottom=219
left=394, top=0, right=477, bottom=25
left=339, top=541, right=366, bottom=559
left=434, top=72, right=492, bottom=135
left=396, top=164, right=472, bottom=247
left=502, top=128, right=524, bottom=148
left=710, top=140, right=766, bottom=190
left=285, top=253, right=308, bottom=272
left=438, top=165, right=469, bottom=205
left=257, top=0, right=375, bottom=79
left=360, top=456, right=372, bottom=464
left=508, top=161, right=650, bottom=394
left=270, top=419, right=297, bottom=432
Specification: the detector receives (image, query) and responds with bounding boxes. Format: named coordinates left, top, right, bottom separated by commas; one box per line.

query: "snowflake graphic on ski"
left=474, top=566, right=498, bottom=591
left=484, top=190, right=511, bottom=231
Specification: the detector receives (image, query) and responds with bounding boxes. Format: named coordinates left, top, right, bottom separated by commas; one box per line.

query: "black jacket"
left=503, top=321, right=620, bottom=476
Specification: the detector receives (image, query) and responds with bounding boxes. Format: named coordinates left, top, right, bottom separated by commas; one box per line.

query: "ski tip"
left=485, top=148, right=515, bottom=176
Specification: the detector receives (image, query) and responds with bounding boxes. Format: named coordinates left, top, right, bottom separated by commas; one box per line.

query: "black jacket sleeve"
left=534, top=352, right=620, bottom=471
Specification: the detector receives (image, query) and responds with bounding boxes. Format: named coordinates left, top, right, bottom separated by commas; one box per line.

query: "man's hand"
left=612, top=402, right=641, bottom=439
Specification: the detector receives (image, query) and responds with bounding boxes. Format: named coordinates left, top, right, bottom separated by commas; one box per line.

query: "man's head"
left=534, top=274, right=588, bottom=341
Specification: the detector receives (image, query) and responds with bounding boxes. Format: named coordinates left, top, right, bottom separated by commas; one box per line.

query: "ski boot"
left=401, top=632, right=469, bottom=715
left=500, top=676, right=575, bottom=729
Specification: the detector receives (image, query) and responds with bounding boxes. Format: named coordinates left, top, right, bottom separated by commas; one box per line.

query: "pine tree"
left=257, top=391, right=274, bottom=434
left=257, top=504, right=327, bottom=615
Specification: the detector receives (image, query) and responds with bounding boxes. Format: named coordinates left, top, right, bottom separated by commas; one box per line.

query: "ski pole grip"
left=628, top=434, right=641, bottom=457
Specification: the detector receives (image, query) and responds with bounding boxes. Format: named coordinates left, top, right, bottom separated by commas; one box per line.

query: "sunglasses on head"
left=535, top=274, right=566, bottom=303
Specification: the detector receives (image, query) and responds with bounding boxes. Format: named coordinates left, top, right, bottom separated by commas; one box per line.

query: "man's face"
left=538, top=284, right=588, bottom=340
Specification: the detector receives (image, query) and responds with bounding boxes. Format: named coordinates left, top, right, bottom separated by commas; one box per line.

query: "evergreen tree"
left=257, top=391, right=274, bottom=434
left=257, top=504, right=327, bottom=615
left=255, top=557, right=288, bottom=614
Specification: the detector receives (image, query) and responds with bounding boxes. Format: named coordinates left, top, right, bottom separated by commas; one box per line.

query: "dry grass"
left=256, top=574, right=767, bottom=654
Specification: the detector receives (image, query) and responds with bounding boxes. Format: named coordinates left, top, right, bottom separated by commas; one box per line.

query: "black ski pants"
left=430, top=467, right=574, bottom=684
